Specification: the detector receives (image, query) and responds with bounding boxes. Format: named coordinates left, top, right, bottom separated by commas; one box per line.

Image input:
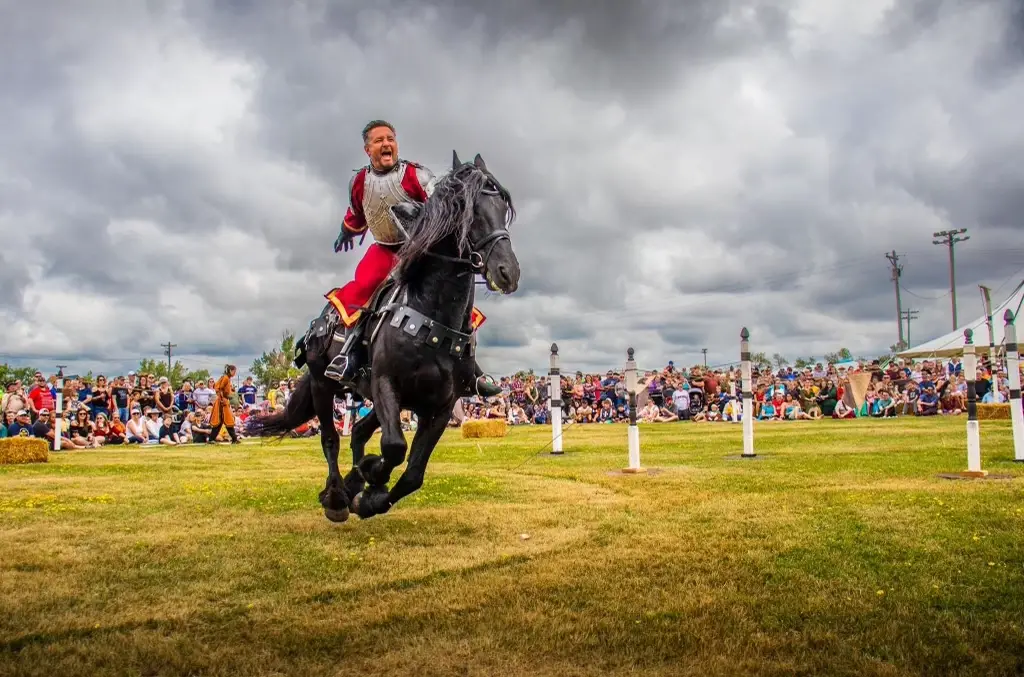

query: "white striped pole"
left=341, top=393, right=353, bottom=436
left=549, top=343, right=563, bottom=455
left=53, top=368, right=64, bottom=451
left=623, top=347, right=645, bottom=473
left=963, top=328, right=986, bottom=476
left=1005, top=310, right=1024, bottom=462
left=741, top=328, right=755, bottom=458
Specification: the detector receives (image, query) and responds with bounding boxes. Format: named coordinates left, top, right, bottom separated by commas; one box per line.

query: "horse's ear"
left=473, top=154, right=487, bottom=171
left=452, top=150, right=462, bottom=170
left=390, top=202, right=422, bottom=231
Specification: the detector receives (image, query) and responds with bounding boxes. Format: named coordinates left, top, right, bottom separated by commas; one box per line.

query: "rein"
left=424, top=228, right=510, bottom=274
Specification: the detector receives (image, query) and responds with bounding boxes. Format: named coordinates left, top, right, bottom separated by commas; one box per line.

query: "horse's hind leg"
left=311, top=379, right=349, bottom=523
left=343, top=408, right=379, bottom=505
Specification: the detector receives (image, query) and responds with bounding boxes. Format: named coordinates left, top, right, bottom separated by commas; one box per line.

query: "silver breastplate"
left=361, top=164, right=413, bottom=245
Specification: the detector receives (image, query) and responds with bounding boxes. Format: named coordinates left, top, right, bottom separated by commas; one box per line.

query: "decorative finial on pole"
left=740, top=327, right=749, bottom=340
left=964, top=327, right=974, bottom=344
left=550, top=342, right=558, bottom=355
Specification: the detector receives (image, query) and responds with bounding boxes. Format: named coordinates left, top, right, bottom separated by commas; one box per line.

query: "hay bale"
left=0, top=437, right=49, bottom=465
left=977, top=404, right=1010, bottom=421
left=461, top=419, right=508, bottom=438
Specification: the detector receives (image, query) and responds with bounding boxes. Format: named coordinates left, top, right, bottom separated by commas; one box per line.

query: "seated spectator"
left=105, top=412, right=127, bottom=445
left=917, top=386, right=939, bottom=416
left=759, top=400, right=777, bottom=420
left=871, top=391, right=897, bottom=418
left=782, top=394, right=811, bottom=420
left=144, top=408, right=164, bottom=443
left=159, top=414, right=179, bottom=445
left=125, top=408, right=147, bottom=443
left=69, top=408, right=101, bottom=448
left=832, top=399, right=856, bottom=419
left=639, top=401, right=660, bottom=422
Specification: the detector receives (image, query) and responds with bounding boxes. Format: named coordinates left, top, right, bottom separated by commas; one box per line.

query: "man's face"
left=364, top=125, right=398, bottom=171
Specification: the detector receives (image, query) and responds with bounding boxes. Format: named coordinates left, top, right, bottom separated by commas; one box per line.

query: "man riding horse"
left=326, top=119, right=502, bottom=398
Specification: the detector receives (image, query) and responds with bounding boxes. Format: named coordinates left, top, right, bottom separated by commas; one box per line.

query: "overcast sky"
left=2, top=0, right=1023, bottom=377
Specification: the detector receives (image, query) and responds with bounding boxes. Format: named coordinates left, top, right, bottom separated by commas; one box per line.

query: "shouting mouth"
left=380, top=148, right=394, bottom=162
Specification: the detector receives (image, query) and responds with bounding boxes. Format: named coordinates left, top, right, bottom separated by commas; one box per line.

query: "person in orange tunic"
left=209, top=364, right=239, bottom=444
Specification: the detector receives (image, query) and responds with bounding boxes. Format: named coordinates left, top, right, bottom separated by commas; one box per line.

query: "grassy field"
left=1, top=418, right=1023, bottom=676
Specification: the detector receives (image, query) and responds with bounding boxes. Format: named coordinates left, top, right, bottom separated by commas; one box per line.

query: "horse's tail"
left=245, top=373, right=316, bottom=438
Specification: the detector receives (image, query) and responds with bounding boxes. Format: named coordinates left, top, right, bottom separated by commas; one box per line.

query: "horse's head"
left=453, top=151, right=520, bottom=294
left=392, top=151, right=520, bottom=294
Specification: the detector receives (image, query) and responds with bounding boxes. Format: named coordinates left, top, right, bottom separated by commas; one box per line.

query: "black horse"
left=246, top=152, right=520, bottom=522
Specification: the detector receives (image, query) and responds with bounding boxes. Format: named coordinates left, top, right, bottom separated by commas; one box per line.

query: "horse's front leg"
left=343, top=408, right=379, bottom=507
left=352, top=378, right=406, bottom=519
left=386, top=409, right=450, bottom=507
left=311, top=380, right=349, bottom=523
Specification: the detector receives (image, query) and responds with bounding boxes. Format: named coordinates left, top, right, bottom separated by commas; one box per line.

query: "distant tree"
left=771, top=353, right=790, bottom=369
left=823, top=348, right=853, bottom=364
left=250, top=331, right=305, bottom=390
left=748, top=352, right=772, bottom=370
left=136, top=358, right=210, bottom=387
left=0, top=363, right=39, bottom=386
left=794, top=356, right=817, bottom=369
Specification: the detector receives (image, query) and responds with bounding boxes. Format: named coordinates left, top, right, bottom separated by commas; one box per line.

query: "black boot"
left=324, top=324, right=364, bottom=384
left=472, top=363, right=503, bottom=398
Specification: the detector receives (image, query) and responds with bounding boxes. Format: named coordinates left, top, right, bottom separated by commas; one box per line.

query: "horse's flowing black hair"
left=395, top=163, right=515, bottom=280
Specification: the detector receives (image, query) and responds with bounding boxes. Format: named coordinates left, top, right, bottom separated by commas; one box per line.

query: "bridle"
left=422, top=174, right=511, bottom=275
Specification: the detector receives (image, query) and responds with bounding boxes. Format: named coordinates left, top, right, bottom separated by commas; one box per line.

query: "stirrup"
left=324, top=354, right=352, bottom=383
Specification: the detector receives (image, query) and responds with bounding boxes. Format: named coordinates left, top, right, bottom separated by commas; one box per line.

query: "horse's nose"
left=497, top=264, right=519, bottom=292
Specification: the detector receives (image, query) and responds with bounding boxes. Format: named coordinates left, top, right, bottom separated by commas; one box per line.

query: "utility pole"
left=161, top=341, right=177, bottom=375
left=901, top=309, right=920, bottom=346
left=933, top=228, right=969, bottom=330
left=886, top=250, right=905, bottom=348
left=701, top=348, right=708, bottom=367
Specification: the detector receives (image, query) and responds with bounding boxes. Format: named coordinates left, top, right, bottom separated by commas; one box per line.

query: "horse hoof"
left=324, top=507, right=350, bottom=523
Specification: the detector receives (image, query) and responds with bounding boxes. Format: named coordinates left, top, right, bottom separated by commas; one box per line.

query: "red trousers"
left=326, top=243, right=397, bottom=326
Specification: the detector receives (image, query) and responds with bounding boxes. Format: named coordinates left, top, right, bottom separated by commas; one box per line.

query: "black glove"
left=334, top=227, right=356, bottom=253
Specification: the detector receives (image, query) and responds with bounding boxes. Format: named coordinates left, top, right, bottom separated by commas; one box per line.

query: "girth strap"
left=384, top=301, right=472, bottom=358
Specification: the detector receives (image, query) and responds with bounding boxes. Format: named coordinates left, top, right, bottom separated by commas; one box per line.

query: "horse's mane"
left=395, top=163, right=514, bottom=280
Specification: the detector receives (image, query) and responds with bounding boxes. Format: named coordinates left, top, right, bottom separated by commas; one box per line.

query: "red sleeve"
left=401, top=163, right=429, bottom=202
left=343, top=168, right=368, bottom=233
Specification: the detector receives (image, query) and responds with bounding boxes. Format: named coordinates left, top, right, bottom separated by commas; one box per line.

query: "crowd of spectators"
left=451, top=355, right=1017, bottom=426
left=2, top=354, right=1018, bottom=448
left=0, top=370, right=292, bottom=448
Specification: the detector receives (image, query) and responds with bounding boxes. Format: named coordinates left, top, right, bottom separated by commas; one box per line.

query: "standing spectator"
left=192, top=379, right=216, bottom=409
left=111, top=376, right=130, bottom=422
left=89, top=375, right=112, bottom=419
left=175, top=380, right=194, bottom=412
left=154, top=377, right=175, bottom=416
left=209, top=365, right=240, bottom=444
left=27, top=374, right=55, bottom=415
left=238, top=377, right=257, bottom=407
left=3, top=382, right=27, bottom=419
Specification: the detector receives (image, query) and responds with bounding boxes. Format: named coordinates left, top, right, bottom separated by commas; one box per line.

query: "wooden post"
left=623, top=347, right=645, bottom=473
left=741, top=328, right=756, bottom=458
left=549, top=343, right=563, bottom=455
left=54, top=368, right=64, bottom=451
left=1005, top=310, right=1024, bottom=463
left=963, top=328, right=986, bottom=476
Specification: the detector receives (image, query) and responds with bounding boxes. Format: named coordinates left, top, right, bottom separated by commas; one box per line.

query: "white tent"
left=897, top=280, right=1024, bottom=358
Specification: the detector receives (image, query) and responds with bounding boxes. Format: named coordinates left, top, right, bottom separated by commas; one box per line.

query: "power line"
left=899, top=285, right=950, bottom=301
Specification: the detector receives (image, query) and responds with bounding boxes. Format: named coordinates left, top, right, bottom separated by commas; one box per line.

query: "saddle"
left=295, top=276, right=401, bottom=370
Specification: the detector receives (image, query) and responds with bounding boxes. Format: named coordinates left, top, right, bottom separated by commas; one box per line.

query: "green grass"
left=2, top=418, right=1023, bottom=676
